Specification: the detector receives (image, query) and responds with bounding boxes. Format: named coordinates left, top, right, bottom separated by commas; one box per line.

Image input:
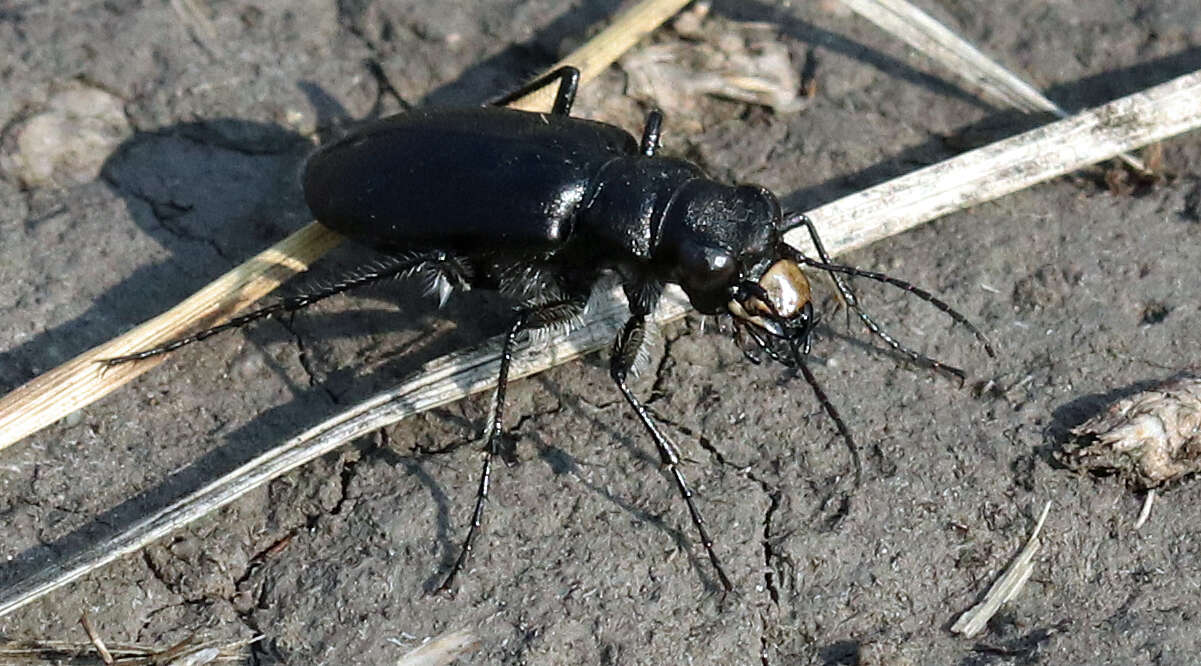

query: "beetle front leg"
left=784, top=212, right=972, bottom=382
left=609, top=314, right=734, bottom=592
left=435, top=297, right=586, bottom=595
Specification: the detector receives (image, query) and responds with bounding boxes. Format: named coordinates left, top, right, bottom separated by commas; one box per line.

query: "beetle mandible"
left=108, top=66, right=994, bottom=593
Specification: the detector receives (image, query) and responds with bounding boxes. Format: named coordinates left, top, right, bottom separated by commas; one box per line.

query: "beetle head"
left=658, top=182, right=815, bottom=350
left=659, top=182, right=777, bottom=307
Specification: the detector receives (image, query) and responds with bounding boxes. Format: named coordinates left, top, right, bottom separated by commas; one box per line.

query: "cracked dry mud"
left=3, top=1, right=1201, bottom=664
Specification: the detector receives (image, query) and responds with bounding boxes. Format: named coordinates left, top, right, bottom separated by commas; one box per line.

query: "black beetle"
left=108, top=66, right=993, bottom=592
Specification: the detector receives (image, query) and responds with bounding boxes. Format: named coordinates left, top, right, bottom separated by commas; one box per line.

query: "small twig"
left=396, top=629, right=478, bottom=666
left=1134, top=490, right=1156, bottom=530
left=79, top=612, right=115, bottom=665
left=0, top=634, right=257, bottom=664
left=951, top=501, right=1052, bottom=638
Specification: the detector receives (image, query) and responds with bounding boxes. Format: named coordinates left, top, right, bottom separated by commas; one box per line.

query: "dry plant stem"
left=79, top=612, right=115, bottom=665
left=2, top=69, right=1200, bottom=620
left=0, top=222, right=341, bottom=452
left=951, top=502, right=1052, bottom=637
left=841, top=0, right=1147, bottom=173
left=0, top=636, right=255, bottom=664
left=0, top=0, right=692, bottom=453
left=396, top=629, right=479, bottom=666
left=790, top=70, right=1201, bottom=255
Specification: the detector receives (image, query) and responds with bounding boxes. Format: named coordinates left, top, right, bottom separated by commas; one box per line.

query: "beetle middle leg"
left=490, top=65, right=580, bottom=116
left=610, top=312, right=735, bottom=592
left=435, top=297, right=586, bottom=594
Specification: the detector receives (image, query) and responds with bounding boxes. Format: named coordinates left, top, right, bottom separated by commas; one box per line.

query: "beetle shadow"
left=0, top=0, right=629, bottom=397
left=367, top=406, right=721, bottom=595
left=0, top=120, right=307, bottom=396
left=518, top=370, right=731, bottom=592
left=0, top=113, right=498, bottom=592
left=346, top=364, right=723, bottom=594
left=0, top=126, right=537, bottom=597
left=526, top=427, right=732, bottom=593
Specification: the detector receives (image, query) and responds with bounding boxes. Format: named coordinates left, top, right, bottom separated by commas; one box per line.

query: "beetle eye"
left=679, top=243, right=737, bottom=293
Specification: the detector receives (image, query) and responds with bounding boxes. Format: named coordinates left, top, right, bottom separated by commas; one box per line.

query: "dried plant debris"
left=618, top=1, right=806, bottom=130
left=0, top=635, right=253, bottom=665
left=1064, top=371, right=1201, bottom=488
left=395, top=629, right=478, bottom=666
left=951, top=502, right=1051, bottom=638
left=0, top=81, right=131, bottom=188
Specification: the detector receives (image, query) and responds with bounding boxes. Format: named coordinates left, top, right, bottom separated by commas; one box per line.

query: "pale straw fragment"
left=840, top=0, right=1148, bottom=173
left=951, top=501, right=1052, bottom=637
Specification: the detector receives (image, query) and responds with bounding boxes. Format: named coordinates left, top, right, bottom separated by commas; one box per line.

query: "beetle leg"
left=363, top=58, right=411, bottom=118
left=101, top=251, right=451, bottom=365
left=490, top=65, right=580, bottom=116
left=639, top=109, right=664, bottom=157
left=435, top=297, right=587, bottom=595
left=610, top=314, right=735, bottom=592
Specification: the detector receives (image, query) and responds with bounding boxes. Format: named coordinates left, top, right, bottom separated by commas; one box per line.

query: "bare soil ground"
left=2, top=1, right=1200, bottom=663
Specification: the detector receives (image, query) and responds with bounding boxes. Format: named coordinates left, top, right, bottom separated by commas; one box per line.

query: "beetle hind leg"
left=100, top=251, right=452, bottom=365
left=490, top=65, right=580, bottom=115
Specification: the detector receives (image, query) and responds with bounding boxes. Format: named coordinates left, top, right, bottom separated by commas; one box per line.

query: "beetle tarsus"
left=640, top=109, right=663, bottom=157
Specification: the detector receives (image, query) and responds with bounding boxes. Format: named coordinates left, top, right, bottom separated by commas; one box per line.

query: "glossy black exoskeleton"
left=108, top=66, right=994, bottom=593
